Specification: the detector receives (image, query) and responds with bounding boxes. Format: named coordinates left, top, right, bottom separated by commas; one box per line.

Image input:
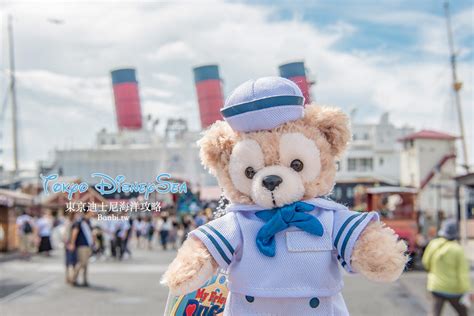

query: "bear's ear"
left=198, top=121, right=236, bottom=175
left=303, top=105, right=351, bottom=157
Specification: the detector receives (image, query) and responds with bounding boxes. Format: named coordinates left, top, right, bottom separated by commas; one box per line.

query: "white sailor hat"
left=221, top=76, right=305, bottom=132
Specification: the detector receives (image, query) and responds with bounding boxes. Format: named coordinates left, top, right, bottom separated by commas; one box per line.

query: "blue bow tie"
left=255, top=201, right=324, bottom=257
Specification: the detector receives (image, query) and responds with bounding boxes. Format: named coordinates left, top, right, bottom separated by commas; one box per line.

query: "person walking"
left=104, top=215, right=120, bottom=259
left=118, top=217, right=132, bottom=260
left=63, top=212, right=78, bottom=284
left=422, top=218, right=471, bottom=316
left=92, top=225, right=105, bottom=258
left=144, top=216, right=155, bottom=250
left=168, top=217, right=179, bottom=250
left=36, top=212, right=53, bottom=256
left=194, top=211, right=208, bottom=227
left=69, top=211, right=94, bottom=287
left=180, top=215, right=194, bottom=246
left=133, top=217, right=144, bottom=248
left=16, top=211, right=34, bottom=258
left=158, top=214, right=171, bottom=250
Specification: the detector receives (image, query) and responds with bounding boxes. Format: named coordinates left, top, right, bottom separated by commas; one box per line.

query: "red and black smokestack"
left=279, top=61, right=312, bottom=105
left=111, top=68, right=143, bottom=130
left=193, top=65, right=224, bottom=129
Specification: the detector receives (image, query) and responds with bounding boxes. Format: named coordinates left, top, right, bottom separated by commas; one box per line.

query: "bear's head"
left=198, top=77, right=351, bottom=208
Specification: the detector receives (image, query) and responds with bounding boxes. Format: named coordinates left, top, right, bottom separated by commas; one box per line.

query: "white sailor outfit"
left=190, top=198, right=379, bottom=315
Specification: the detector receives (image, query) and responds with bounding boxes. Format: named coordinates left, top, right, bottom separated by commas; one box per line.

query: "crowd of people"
left=15, top=208, right=471, bottom=315
left=15, top=208, right=214, bottom=287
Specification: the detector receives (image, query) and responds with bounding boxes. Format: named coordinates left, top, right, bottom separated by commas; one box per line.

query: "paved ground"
left=0, top=245, right=472, bottom=316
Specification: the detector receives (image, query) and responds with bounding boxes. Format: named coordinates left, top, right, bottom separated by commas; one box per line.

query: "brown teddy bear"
left=163, top=77, right=408, bottom=315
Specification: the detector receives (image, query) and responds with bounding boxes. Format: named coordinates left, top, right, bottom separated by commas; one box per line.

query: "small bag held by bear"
left=162, top=77, right=408, bottom=315
left=164, top=270, right=229, bottom=316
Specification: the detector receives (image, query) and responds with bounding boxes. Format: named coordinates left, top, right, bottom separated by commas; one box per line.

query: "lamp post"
left=5, top=15, right=64, bottom=176
left=444, top=1, right=470, bottom=173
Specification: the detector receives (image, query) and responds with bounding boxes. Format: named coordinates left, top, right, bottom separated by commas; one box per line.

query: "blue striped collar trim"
left=221, top=95, right=304, bottom=118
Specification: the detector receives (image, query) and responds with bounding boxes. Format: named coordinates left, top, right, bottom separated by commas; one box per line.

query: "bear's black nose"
left=262, top=175, right=283, bottom=191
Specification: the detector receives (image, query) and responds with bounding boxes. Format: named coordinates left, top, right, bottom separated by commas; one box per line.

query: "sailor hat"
left=221, top=76, right=305, bottom=132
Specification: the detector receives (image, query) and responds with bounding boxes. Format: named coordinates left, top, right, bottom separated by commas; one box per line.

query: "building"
left=400, top=129, right=458, bottom=220
left=333, top=112, right=414, bottom=207
left=0, top=189, right=34, bottom=252
left=47, top=120, right=216, bottom=191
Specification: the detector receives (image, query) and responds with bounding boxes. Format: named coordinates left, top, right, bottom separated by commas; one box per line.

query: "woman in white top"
left=36, top=212, right=53, bottom=256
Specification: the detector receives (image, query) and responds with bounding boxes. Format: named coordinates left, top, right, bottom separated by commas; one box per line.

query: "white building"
left=337, top=113, right=413, bottom=184
left=399, top=130, right=457, bottom=217
left=45, top=119, right=217, bottom=198
left=333, top=113, right=413, bottom=205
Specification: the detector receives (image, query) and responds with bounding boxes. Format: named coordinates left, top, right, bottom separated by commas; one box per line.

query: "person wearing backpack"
left=422, top=218, right=471, bottom=316
left=16, top=211, right=34, bottom=258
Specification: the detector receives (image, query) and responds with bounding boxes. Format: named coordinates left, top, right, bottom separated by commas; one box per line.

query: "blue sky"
left=250, top=0, right=473, bottom=59
left=0, top=0, right=473, bottom=170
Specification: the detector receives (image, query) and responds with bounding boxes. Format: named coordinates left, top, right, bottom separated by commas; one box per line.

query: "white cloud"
left=16, top=70, right=111, bottom=111
left=147, top=41, right=196, bottom=62
left=0, top=0, right=472, bottom=171
left=141, top=87, right=173, bottom=99
left=417, top=7, right=473, bottom=57
left=151, top=72, right=181, bottom=86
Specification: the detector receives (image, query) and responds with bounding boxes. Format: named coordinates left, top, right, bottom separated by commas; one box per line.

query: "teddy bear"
left=162, top=76, right=408, bottom=315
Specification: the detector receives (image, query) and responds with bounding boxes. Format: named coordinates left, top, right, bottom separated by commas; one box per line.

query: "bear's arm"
left=351, top=221, right=408, bottom=282
left=332, top=209, right=407, bottom=281
left=161, top=236, right=218, bottom=295
left=162, top=212, right=242, bottom=295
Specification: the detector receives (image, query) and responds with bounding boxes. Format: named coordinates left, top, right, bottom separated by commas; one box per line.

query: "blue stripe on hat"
left=221, top=95, right=304, bottom=118
left=198, top=227, right=231, bottom=265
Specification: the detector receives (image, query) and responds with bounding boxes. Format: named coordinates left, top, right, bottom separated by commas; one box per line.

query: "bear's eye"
left=290, top=159, right=304, bottom=172
left=245, top=167, right=256, bottom=179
